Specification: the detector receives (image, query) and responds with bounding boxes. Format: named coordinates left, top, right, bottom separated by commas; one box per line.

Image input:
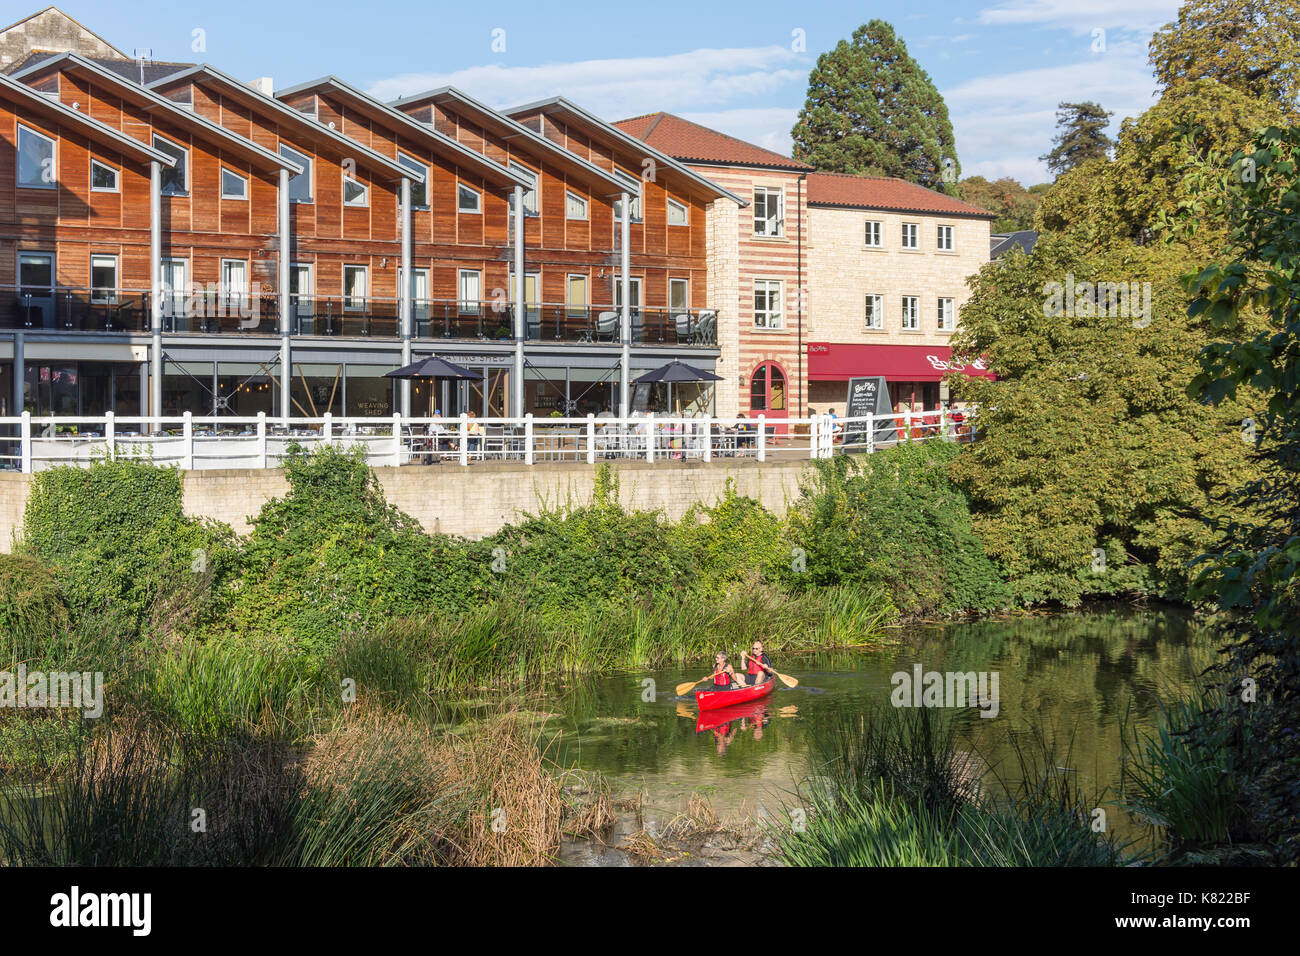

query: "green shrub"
left=785, top=442, right=1009, bottom=616
left=18, top=459, right=236, bottom=632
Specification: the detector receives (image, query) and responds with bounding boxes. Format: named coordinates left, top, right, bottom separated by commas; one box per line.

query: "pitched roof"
left=614, top=111, right=812, bottom=172
left=504, top=96, right=745, bottom=206
left=0, top=6, right=128, bottom=63
left=990, top=230, right=1038, bottom=258
left=5, top=49, right=192, bottom=84
left=806, top=171, right=995, bottom=219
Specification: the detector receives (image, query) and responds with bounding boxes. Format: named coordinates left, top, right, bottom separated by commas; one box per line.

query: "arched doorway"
left=749, top=361, right=788, bottom=433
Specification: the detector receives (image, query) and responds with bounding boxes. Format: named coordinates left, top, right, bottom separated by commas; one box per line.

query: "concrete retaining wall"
left=0, top=458, right=812, bottom=549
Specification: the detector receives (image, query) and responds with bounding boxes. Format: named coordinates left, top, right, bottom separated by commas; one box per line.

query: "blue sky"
left=7, top=0, right=1187, bottom=183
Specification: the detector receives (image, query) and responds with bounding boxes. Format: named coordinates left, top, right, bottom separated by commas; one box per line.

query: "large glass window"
left=458, top=183, right=481, bottom=213
left=153, top=135, right=188, bottom=196
left=667, top=197, right=689, bottom=226
left=91, top=255, right=118, bottom=304
left=221, top=168, right=248, bottom=200
left=17, top=124, right=55, bottom=189
left=902, top=295, right=920, bottom=330
left=567, top=274, right=588, bottom=317
left=753, top=187, right=783, bottom=237
left=397, top=152, right=428, bottom=209
left=459, top=269, right=482, bottom=314
left=753, top=279, right=783, bottom=329
left=509, top=162, right=538, bottom=216
left=344, top=265, right=368, bottom=311
left=279, top=143, right=312, bottom=203
left=669, top=278, right=689, bottom=312
left=90, top=159, right=118, bottom=192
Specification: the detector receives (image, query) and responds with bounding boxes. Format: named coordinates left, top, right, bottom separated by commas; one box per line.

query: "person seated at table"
left=735, top=413, right=755, bottom=450
left=466, top=410, right=484, bottom=456
left=426, top=410, right=447, bottom=462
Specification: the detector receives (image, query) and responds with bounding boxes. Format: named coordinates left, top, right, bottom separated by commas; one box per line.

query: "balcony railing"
left=0, top=287, right=719, bottom=348
left=0, top=408, right=976, bottom=472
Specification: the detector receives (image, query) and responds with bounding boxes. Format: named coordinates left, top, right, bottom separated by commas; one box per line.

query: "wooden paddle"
left=676, top=674, right=715, bottom=696
left=742, top=649, right=799, bottom=689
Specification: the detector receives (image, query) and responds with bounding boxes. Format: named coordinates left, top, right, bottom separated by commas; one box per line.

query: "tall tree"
left=791, top=20, right=958, bottom=189
left=1040, top=102, right=1114, bottom=178
left=1150, top=0, right=1300, bottom=114
left=958, top=176, right=1045, bottom=232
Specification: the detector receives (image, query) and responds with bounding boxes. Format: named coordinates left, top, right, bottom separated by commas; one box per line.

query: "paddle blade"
left=676, top=676, right=708, bottom=696
left=776, top=672, right=799, bottom=688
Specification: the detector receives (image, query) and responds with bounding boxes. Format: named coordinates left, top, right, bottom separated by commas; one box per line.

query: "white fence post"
left=20, top=410, right=31, bottom=473
left=459, top=414, right=468, bottom=466
left=105, top=411, right=115, bottom=461
left=646, top=412, right=655, bottom=463
left=866, top=413, right=875, bottom=455
left=586, top=413, right=596, bottom=465
left=525, top=413, right=534, bottom=465
left=182, top=411, right=194, bottom=470
left=257, top=412, right=268, bottom=468
left=810, top=416, right=819, bottom=459
left=757, top=414, right=766, bottom=462
left=323, top=412, right=333, bottom=444
left=392, top=411, right=403, bottom=467
left=939, top=406, right=949, bottom=440
left=904, top=409, right=913, bottom=442
left=703, top=416, right=712, bottom=463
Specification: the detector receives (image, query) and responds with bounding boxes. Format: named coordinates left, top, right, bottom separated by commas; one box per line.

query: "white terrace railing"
left=0, top=409, right=976, bottom=473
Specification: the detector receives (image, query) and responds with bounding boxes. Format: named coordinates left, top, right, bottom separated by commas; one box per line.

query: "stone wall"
left=0, top=7, right=126, bottom=71
left=0, top=458, right=813, bottom=549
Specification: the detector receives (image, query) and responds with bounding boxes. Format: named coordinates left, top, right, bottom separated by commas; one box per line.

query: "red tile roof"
left=807, top=171, right=995, bottom=218
left=614, top=111, right=813, bottom=171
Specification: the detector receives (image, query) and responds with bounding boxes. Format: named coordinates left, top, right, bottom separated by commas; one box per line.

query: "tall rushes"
left=1119, top=689, right=1252, bottom=855
left=773, top=702, right=1128, bottom=866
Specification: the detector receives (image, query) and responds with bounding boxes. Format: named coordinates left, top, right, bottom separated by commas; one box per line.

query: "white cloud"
left=945, top=44, right=1160, bottom=182
left=370, top=46, right=808, bottom=121
left=977, top=0, right=1182, bottom=35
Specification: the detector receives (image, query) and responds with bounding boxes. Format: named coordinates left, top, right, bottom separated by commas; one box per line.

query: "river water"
left=445, top=605, right=1214, bottom=860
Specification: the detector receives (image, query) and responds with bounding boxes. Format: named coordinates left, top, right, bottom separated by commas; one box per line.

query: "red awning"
left=806, top=343, right=994, bottom=381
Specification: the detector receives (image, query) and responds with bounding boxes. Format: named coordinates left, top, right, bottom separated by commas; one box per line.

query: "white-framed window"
left=343, top=264, right=368, bottom=311
left=397, top=152, right=428, bottom=210
left=902, top=295, right=920, bottom=330
left=221, top=259, right=248, bottom=312
left=864, top=220, right=882, bottom=247
left=753, top=187, right=784, bottom=237
left=90, top=254, right=118, bottom=304
left=279, top=143, right=312, bottom=203
left=160, top=258, right=187, bottom=318
left=667, top=197, right=689, bottom=226
left=937, top=224, right=954, bottom=251
left=566, top=274, right=588, bottom=317
left=754, top=279, right=783, bottom=329
left=566, top=191, right=588, bottom=220
left=865, top=293, right=883, bottom=330
left=613, top=171, right=642, bottom=222
left=458, top=268, right=482, bottom=313
left=152, top=134, right=188, bottom=196
left=669, top=277, right=689, bottom=312
left=343, top=176, right=368, bottom=207
left=90, top=159, right=118, bottom=192
left=509, top=162, right=538, bottom=216
left=220, top=168, right=248, bottom=200
left=290, top=262, right=313, bottom=319
left=457, top=183, right=481, bottom=214
left=17, top=124, right=56, bottom=189
left=938, top=297, right=955, bottom=331
left=901, top=222, right=919, bottom=250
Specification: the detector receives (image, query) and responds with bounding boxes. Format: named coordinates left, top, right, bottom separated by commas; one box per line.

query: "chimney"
left=250, top=77, right=274, bottom=97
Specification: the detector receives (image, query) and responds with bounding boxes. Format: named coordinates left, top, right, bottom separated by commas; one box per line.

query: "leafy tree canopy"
left=1040, top=101, right=1115, bottom=177
left=792, top=19, right=959, bottom=189
left=1150, top=0, right=1300, bottom=114
left=959, top=176, right=1046, bottom=232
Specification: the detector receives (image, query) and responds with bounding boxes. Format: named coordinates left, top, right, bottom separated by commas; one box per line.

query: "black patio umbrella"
left=384, top=356, right=483, bottom=381
left=633, top=360, right=724, bottom=384
left=633, top=360, right=722, bottom=414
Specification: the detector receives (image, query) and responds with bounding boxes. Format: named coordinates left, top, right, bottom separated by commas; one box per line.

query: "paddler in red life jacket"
left=711, top=652, right=738, bottom=688
left=740, top=641, right=773, bottom=686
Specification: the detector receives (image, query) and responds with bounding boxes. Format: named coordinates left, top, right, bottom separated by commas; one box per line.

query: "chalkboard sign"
left=844, top=376, right=895, bottom=449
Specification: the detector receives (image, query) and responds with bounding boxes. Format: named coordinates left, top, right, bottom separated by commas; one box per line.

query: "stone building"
left=0, top=6, right=126, bottom=73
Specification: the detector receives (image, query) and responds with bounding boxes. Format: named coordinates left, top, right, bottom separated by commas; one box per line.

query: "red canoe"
left=695, top=678, right=776, bottom=711
left=695, top=697, right=772, bottom=734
